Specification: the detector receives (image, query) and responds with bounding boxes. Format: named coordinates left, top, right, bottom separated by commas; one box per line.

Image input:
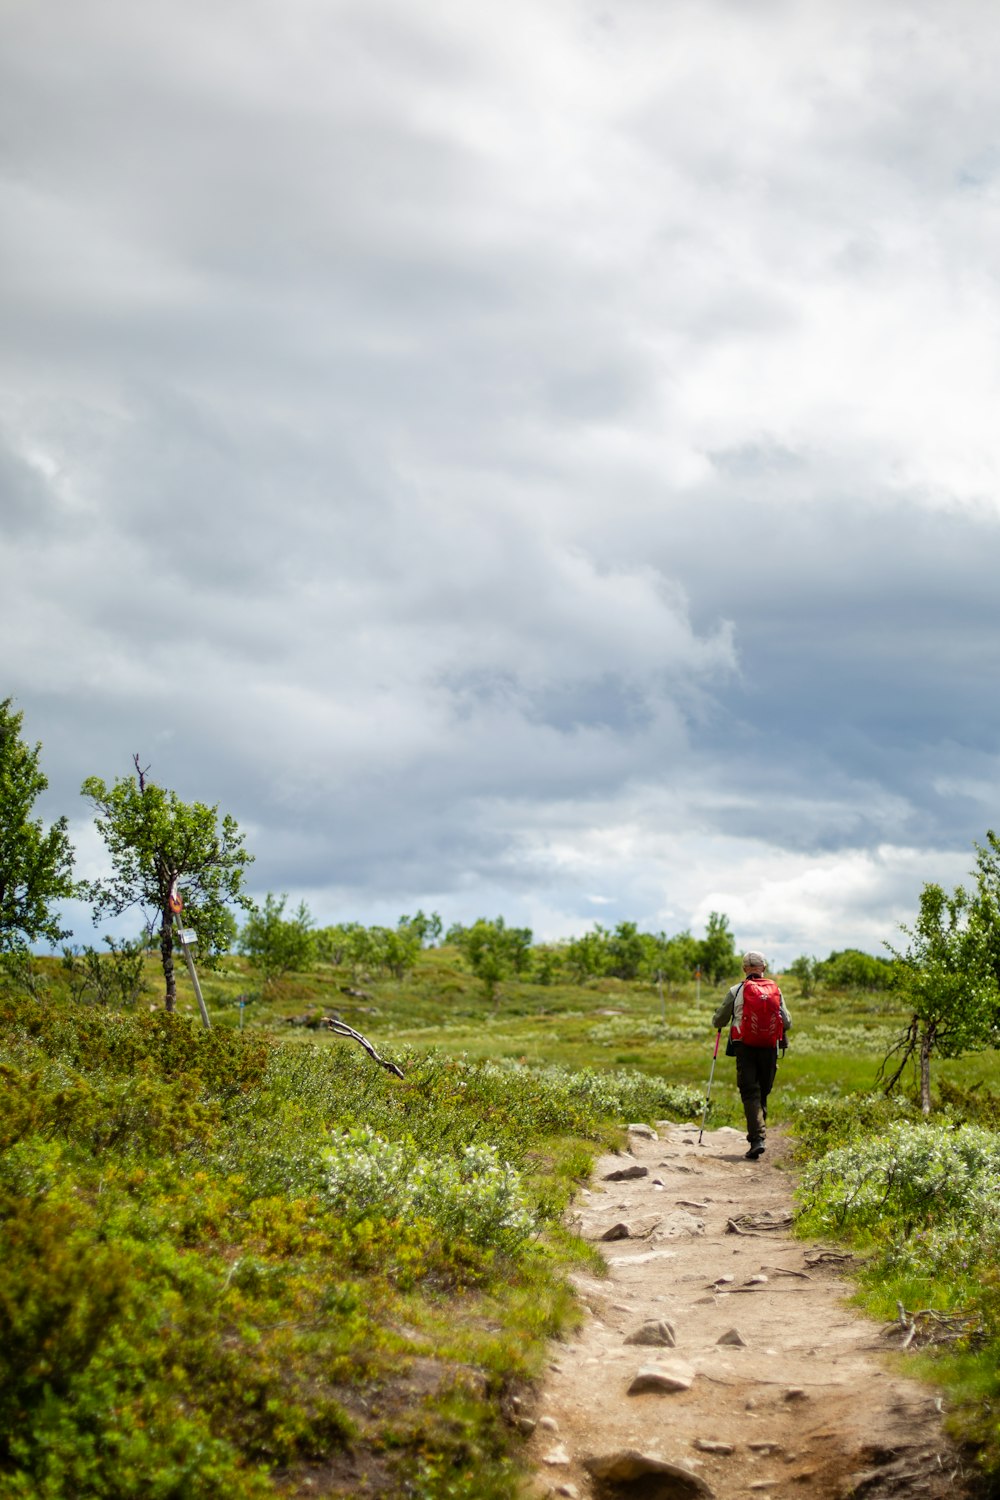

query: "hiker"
left=712, top=950, right=791, bottom=1161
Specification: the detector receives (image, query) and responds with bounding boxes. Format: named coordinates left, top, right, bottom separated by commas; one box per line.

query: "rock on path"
left=522, top=1124, right=972, bottom=1500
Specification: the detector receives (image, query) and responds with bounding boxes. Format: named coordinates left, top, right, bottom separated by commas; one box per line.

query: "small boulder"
left=717, top=1328, right=747, bottom=1347
left=604, top=1163, right=649, bottom=1182
left=628, top=1362, right=694, bottom=1395
left=628, top=1123, right=659, bottom=1140
left=583, top=1450, right=714, bottom=1497
left=542, top=1443, right=571, bottom=1466
left=601, top=1214, right=662, bottom=1242
left=624, top=1319, right=677, bottom=1348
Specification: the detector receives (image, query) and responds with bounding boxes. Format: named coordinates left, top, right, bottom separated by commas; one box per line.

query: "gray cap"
left=742, top=950, right=767, bottom=971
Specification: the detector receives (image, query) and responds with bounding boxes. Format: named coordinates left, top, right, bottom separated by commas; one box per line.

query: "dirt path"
left=521, top=1122, right=972, bottom=1500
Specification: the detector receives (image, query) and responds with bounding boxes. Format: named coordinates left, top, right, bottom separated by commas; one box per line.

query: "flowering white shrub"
left=788, top=1023, right=896, bottom=1056
left=321, top=1127, right=536, bottom=1252
left=799, top=1121, right=1000, bottom=1275
left=472, top=1059, right=703, bottom=1122
left=587, top=1013, right=705, bottom=1045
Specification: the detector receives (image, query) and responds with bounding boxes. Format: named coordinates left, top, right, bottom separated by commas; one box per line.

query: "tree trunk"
left=160, top=905, right=177, bottom=1013
left=919, top=1024, right=933, bottom=1116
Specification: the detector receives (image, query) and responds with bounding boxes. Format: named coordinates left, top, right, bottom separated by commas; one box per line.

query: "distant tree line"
left=7, top=694, right=1000, bottom=1108
left=230, top=908, right=743, bottom=1004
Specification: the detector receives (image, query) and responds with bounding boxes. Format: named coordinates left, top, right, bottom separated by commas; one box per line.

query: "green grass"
left=0, top=962, right=706, bottom=1500
left=5, top=946, right=1000, bottom=1494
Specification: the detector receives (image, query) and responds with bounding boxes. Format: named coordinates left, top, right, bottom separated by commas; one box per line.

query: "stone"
left=539, top=1415, right=560, bottom=1432
left=542, top=1444, right=571, bottom=1466
left=627, top=1362, right=695, bottom=1394
left=607, top=1248, right=678, bottom=1267
left=748, top=1442, right=782, bottom=1455
left=747, top=1274, right=769, bottom=1286
left=624, top=1319, right=677, bottom=1348
left=693, top=1439, right=735, bottom=1455
left=658, top=1211, right=705, bottom=1238
left=784, top=1387, right=808, bottom=1401
left=583, top=1450, right=715, bottom=1497
left=628, top=1123, right=659, bottom=1140
left=717, top=1327, right=747, bottom=1347
left=555, top=1487, right=579, bottom=1499
left=517, top=1416, right=537, bottom=1435
left=604, top=1163, right=649, bottom=1182
left=602, top=1214, right=662, bottom=1242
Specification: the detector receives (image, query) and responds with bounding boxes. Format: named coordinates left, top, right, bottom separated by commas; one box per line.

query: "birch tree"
left=82, top=758, right=253, bottom=1013
left=0, top=698, right=76, bottom=952
left=881, top=881, right=1000, bottom=1115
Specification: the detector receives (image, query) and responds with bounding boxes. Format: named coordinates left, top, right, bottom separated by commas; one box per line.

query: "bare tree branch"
left=324, top=1018, right=404, bottom=1078
left=877, top=1015, right=919, bottom=1094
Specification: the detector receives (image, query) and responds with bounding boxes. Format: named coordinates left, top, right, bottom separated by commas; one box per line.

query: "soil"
left=522, top=1122, right=976, bottom=1500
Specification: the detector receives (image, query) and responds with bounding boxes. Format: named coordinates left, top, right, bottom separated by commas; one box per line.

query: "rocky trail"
left=521, top=1122, right=974, bottom=1500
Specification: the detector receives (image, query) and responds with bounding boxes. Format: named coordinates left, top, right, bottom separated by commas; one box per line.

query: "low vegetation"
left=790, top=1089, right=1000, bottom=1484
left=0, top=967, right=706, bottom=1499
left=3, top=935, right=1000, bottom=1493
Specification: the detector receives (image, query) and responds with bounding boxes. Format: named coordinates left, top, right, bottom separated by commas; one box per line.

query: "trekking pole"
left=698, top=1029, right=722, bottom=1145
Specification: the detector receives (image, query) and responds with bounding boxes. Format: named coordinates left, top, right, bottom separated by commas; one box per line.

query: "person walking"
left=712, top=950, right=791, bottom=1161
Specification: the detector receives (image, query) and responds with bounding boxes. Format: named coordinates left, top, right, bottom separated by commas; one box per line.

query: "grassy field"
left=174, top=943, right=1000, bottom=1111
left=4, top=943, right=1000, bottom=1497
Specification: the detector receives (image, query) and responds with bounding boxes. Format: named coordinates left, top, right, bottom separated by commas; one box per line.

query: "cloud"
left=3, top=0, right=1000, bottom=958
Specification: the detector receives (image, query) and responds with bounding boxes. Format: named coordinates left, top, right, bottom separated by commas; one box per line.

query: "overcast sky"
left=4, top=0, right=1000, bottom=965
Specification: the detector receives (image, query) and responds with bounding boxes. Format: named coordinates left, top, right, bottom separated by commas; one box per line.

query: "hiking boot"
left=745, top=1143, right=765, bottom=1161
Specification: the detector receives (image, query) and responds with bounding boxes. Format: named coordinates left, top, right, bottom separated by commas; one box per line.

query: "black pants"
left=734, top=1042, right=778, bottom=1146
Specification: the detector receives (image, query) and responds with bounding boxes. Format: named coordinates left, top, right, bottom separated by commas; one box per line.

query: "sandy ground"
left=521, top=1122, right=974, bottom=1500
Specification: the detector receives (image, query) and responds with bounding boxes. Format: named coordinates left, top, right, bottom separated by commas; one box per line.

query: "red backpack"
left=733, top=977, right=783, bottom=1047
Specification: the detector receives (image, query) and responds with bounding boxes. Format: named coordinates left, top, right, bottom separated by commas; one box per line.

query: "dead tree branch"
left=324, top=1018, right=404, bottom=1078
left=132, top=754, right=151, bottom=792
left=877, top=1015, right=920, bottom=1094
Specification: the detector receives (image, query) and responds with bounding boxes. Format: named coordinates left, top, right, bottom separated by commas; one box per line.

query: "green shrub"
left=798, top=1121, right=1000, bottom=1265
left=321, top=1127, right=536, bottom=1253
